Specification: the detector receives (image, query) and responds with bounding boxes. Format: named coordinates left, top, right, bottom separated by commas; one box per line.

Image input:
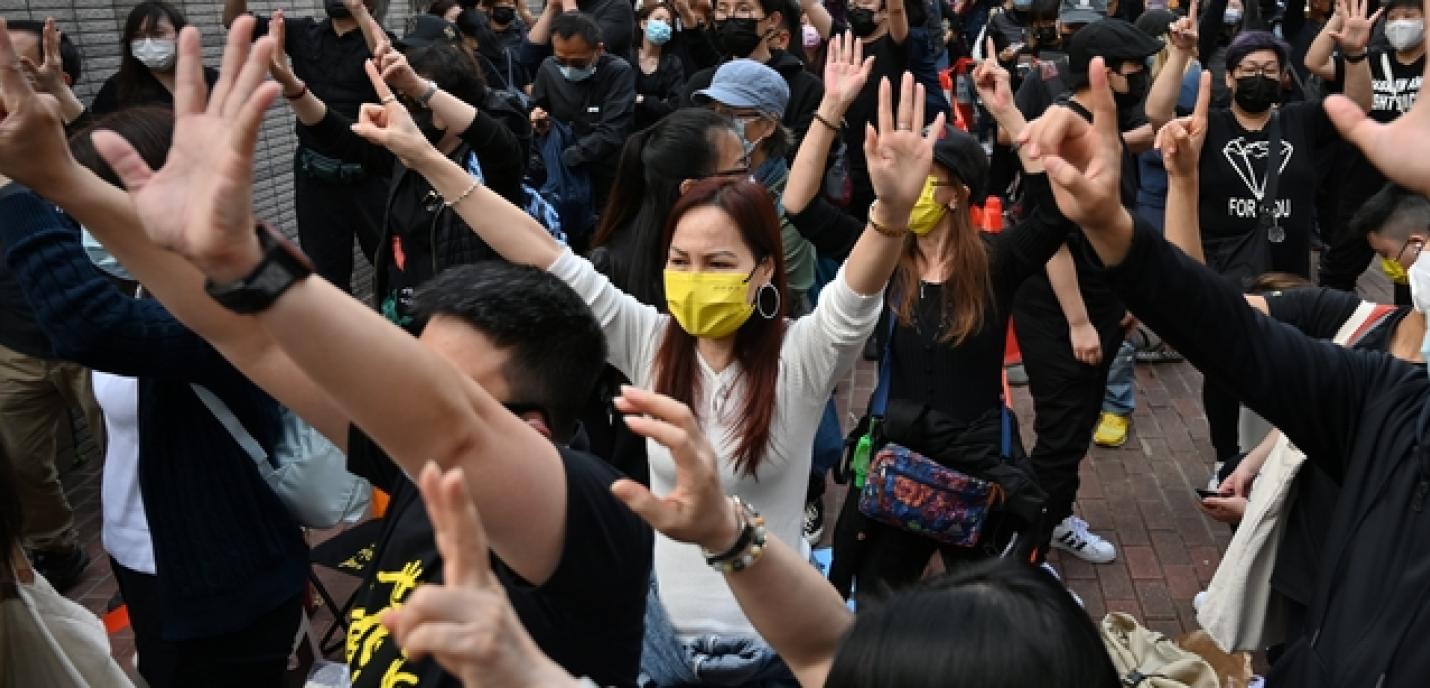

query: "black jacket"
left=681, top=50, right=825, bottom=156
left=1101, top=218, right=1430, bottom=688
left=630, top=49, right=687, bottom=131
left=531, top=54, right=637, bottom=178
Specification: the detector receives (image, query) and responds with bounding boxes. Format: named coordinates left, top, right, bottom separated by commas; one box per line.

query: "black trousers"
left=111, top=558, right=303, bottom=688
left=1013, top=278, right=1123, bottom=559
left=292, top=154, right=384, bottom=293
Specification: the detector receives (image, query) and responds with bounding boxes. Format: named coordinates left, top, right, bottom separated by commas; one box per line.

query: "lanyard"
left=1381, top=53, right=1409, bottom=114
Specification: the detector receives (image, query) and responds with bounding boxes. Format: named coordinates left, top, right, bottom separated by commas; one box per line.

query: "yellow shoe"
left=1093, top=412, right=1129, bottom=448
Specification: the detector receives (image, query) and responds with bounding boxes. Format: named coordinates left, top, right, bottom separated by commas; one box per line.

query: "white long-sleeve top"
left=548, top=250, right=883, bottom=637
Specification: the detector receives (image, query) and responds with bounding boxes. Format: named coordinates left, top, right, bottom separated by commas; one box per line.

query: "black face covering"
left=411, top=109, right=446, bottom=146
left=324, top=0, right=352, bottom=19
left=490, top=6, right=516, bottom=24
left=1115, top=70, right=1149, bottom=111
left=1233, top=74, right=1279, bottom=114
left=716, top=17, right=764, bottom=57
left=848, top=8, right=881, bottom=37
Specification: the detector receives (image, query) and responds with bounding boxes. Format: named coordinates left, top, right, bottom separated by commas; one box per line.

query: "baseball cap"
left=692, top=59, right=791, bottom=118
left=1059, top=0, right=1107, bottom=24
left=932, top=127, right=989, bottom=204
left=397, top=14, right=461, bottom=49
left=1134, top=8, right=1178, bottom=38
left=1068, top=18, right=1164, bottom=74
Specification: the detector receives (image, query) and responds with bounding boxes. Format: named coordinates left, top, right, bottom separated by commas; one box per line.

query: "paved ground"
left=51, top=352, right=1230, bottom=681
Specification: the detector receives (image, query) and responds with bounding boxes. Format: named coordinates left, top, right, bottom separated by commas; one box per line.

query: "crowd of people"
left=1, top=0, right=1428, bottom=684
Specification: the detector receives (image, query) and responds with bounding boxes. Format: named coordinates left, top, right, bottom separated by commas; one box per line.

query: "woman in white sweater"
left=352, top=34, right=943, bottom=683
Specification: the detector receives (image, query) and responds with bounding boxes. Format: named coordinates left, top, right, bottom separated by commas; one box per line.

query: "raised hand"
left=973, top=37, right=1015, bottom=116
left=381, top=464, right=578, bottom=688
left=1329, top=0, right=1383, bottom=52
left=1155, top=70, right=1212, bottom=179
left=349, top=58, right=439, bottom=168
left=1325, top=0, right=1430, bottom=196
left=609, top=386, right=741, bottom=552
left=820, top=32, right=874, bottom=117
left=0, top=19, right=82, bottom=192
left=17, top=18, right=66, bottom=95
left=91, top=18, right=279, bottom=282
left=1167, top=0, right=1199, bottom=52
left=1019, top=57, right=1127, bottom=233
left=866, top=73, right=946, bottom=220
left=375, top=43, right=427, bottom=97
left=267, top=11, right=301, bottom=90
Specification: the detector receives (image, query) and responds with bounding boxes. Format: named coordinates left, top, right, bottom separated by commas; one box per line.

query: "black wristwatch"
left=1344, top=51, right=1369, bottom=63
left=205, top=223, right=315, bottom=314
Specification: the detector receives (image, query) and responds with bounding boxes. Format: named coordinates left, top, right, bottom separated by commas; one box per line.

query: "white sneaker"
left=1052, top=515, right=1117, bottom=564
left=1193, top=590, right=1207, bottom=613
left=1039, top=562, right=1085, bottom=608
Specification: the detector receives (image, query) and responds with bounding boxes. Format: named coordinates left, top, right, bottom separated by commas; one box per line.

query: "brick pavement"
left=54, top=356, right=1226, bottom=678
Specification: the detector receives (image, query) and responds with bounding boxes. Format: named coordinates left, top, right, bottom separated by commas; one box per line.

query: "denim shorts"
left=638, top=579, right=799, bottom=688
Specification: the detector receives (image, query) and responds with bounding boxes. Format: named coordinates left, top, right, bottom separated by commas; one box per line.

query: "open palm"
left=866, top=73, right=945, bottom=216
left=822, top=32, right=873, bottom=115
left=93, top=19, right=280, bottom=280
left=0, top=20, right=79, bottom=193
left=1329, top=0, right=1382, bottom=52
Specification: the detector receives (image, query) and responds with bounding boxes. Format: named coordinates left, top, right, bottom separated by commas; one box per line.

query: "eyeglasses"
left=1233, top=63, right=1282, bottom=79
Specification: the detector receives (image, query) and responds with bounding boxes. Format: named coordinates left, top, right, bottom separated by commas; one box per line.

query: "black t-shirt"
left=254, top=15, right=387, bottom=149
left=1197, top=101, right=1337, bottom=278
left=343, top=426, right=652, bottom=688
left=90, top=67, right=221, bottom=117
left=1332, top=51, right=1425, bottom=223
left=842, top=34, right=910, bottom=166
left=1264, top=287, right=1411, bottom=353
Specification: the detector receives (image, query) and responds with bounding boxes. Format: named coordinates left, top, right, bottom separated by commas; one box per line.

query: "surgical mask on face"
left=730, top=115, right=766, bottom=160
left=1223, top=8, right=1243, bottom=24
left=559, top=62, right=597, bottom=82
left=1116, top=69, right=1149, bottom=110
left=490, top=6, right=517, bottom=24
left=1233, top=74, right=1279, bottom=113
left=909, top=176, right=951, bottom=235
left=81, top=228, right=134, bottom=281
left=645, top=18, right=673, bottom=45
left=664, top=270, right=756, bottom=338
left=324, top=0, right=352, bottom=18
left=848, top=7, right=882, bottom=37
left=1411, top=251, right=1430, bottom=314
left=1013, top=0, right=1034, bottom=10
left=1386, top=19, right=1426, bottom=51
left=130, top=38, right=177, bottom=71
left=715, top=17, right=765, bottom=57
left=802, top=24, right=821, bottom=47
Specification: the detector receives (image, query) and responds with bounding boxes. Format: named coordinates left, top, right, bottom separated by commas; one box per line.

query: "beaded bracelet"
left=703, top=497, right=768, bottom=574
left=812, top=112, right=842, bottom=133
left=443, top=179, right=481, bottom=208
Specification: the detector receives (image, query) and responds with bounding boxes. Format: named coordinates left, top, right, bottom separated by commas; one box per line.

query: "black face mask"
left=491, top=6, right=516, bottom=24
left=411, top=109, right=446, bottom=146
left=848, top=8, right=881, bottom=37
left=324, top=0, right=352, bottom=19
left=1233, top=74, right=1279, bottom=114
left=1115, top=70, right=1149, bottom=111
left=715, top=17, right=764, bottom=57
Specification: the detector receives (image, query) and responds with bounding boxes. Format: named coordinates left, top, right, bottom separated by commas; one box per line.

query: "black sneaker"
left=803, top=499, right=826, bottom=546
left=31, top=545, right=90, bottom=593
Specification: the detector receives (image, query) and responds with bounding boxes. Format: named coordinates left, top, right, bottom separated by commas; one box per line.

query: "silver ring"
left=380, top=94, right=398, bottom=105
left=896, top=123, right=912, bottom=131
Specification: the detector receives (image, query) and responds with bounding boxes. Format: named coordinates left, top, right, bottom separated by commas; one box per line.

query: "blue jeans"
left=1102, top=340, right=1136, bottom=416
left=639, top=581, right=798, bottom=688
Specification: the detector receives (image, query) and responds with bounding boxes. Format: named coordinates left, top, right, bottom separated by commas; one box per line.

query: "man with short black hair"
left=530, top=12, right=636, bottom=220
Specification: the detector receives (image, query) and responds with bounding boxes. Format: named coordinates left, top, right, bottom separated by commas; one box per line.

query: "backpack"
left=1100, top=613, right=1219, bottom=688
left=463, top=150, right=567, bottom=244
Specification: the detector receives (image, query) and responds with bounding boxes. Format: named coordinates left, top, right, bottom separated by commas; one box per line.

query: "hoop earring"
left=756, top=282, right=781, bottom=319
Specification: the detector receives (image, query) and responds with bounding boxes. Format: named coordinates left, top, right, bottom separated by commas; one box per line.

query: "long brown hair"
left=652, top=177, right=789, bottom=477
left=891, top=186, right=993, bottom=345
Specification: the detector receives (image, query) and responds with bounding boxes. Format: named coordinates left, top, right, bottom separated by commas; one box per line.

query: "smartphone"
left=1195, top=488, right=1225, bottom=500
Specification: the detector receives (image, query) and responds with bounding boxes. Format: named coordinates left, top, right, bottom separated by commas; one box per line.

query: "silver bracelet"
left=442, top=179, right=481, bottom=208
left=416, top=79, right=439, bottom=108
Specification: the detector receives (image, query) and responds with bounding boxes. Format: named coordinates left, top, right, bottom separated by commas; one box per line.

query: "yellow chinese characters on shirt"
left=347, top=559, right=426, bottom=687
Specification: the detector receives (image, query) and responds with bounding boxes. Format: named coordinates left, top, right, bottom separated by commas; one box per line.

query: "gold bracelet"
left=443, top=180, right=481, bottom=208
left=867, top=200, right=909, bottom=238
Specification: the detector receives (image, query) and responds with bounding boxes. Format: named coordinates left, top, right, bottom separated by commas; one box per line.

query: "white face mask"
left=1223, top=8, right=1244, bottom=24
left=130, top=38, right=177, bottom=71
left=1386, top=19, right=1426, bottom=51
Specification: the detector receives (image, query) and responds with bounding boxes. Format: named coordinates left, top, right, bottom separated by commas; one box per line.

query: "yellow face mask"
left=1383, top=256, right=1410, bottom=285
left=909, top=176, right=950, bottom=236
left=664, top=270, right=755, bottom=339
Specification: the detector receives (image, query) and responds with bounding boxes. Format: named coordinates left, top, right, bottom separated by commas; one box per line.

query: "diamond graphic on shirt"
left=1221, top=137, right=1294, bottom=201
